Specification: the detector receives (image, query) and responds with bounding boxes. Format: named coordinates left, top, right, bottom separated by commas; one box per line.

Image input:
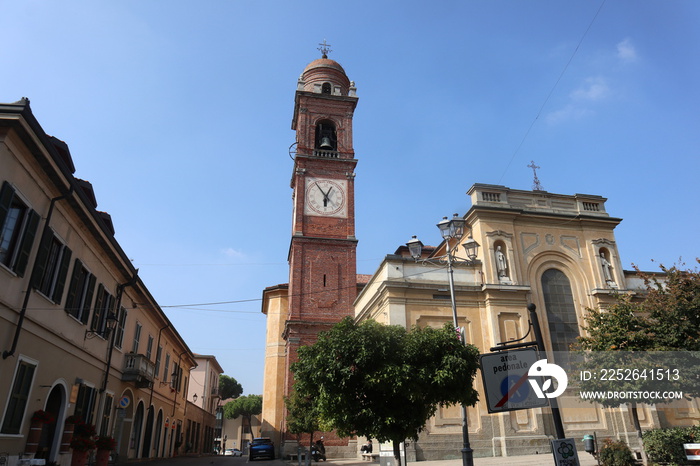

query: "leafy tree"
left=219, top=374, right=243, bottom=400
left=291, top=317, right=480, bottom=466
left=224, top=394, right=262, bottom=441
left=576, top=260, right=700, bottom=459
left=285, top=390, right=322, bottom=465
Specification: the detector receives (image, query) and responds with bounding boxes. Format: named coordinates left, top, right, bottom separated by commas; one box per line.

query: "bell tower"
left=284, top=49, right=359, bottom=446
left=260, top=47, right=359, bottom=454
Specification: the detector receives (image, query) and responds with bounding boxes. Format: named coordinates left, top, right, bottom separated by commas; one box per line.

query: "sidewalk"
left=296, top=452, right=600, bottom=466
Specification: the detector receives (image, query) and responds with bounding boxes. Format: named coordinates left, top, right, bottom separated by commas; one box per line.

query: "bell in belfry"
left=319, top=136, right=333, bottom=149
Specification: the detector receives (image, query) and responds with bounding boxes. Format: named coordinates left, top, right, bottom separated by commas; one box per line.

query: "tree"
left=291, top=317, right=480, bottom=466
left=224, top=395, right=262, bottom=442
left=285, top=389, right=322, bottom=466
left=576, top=260, right=700, bottom=459
left=219, top=374, right=243, bottom=400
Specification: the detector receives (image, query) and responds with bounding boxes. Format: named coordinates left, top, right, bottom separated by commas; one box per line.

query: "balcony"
left=122, top=354, right=155, bottom=388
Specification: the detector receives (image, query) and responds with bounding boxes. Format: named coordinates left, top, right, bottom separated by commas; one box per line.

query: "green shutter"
left=81, top=275, right=96, bottom=324
left=30, top=230, right=52, bottom=289
left=65, top=259, right=82, bottom=317
left=52, top=247, right=71, bottom=303
left=0, top=181, right=13, bottom=233
left=92, top=284, right=105, bottom=331
left=15, top=209, right=40, bottom=277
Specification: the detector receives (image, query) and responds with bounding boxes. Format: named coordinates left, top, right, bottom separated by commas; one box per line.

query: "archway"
left=141, top=406, right=155, bottom=458
left=42, top=384, right=66, bottom=462
left=132, top=402, right=144, bottom=458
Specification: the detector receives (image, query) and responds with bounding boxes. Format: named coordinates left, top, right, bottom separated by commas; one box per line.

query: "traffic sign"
left=479, top=347, right=549, bottom=413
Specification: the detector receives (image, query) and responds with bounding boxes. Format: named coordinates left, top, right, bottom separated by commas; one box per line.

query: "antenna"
left=528, top=160, right=544, bottom=191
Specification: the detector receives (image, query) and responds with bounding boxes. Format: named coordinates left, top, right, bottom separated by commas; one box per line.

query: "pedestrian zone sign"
left=479, top=347, right=549, bottom=413
left=551, top=438, right=580, bottom=466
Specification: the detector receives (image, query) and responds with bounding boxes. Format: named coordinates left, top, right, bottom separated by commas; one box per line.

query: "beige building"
left=354, top=183, right=699, bottom=459
left=0, top=99, right=202, bottom=465
left=185, top=354, right=224, bottom=455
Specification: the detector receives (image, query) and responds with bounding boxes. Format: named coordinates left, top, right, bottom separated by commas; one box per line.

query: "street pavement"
left=128, top=452, right=601, bottom=466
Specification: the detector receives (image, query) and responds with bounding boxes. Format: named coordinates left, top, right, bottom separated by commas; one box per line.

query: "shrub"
left=598, top=439, right=635, bottom=466
left=643, top=425, right=700, bottom=466
left=95, top=436, right=117, bottom=450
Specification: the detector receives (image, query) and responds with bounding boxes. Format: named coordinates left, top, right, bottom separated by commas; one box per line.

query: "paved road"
left=128, top=453, right=600, bottom=466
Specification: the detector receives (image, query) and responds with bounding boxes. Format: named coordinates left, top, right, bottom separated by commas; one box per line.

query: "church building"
left=260, top=54, right=699, bottom=460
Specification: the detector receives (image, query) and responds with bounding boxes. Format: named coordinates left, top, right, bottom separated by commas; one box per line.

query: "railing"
left=122, top=354, right=155, bottom=388
left=312, top=149, right=339, bottom=158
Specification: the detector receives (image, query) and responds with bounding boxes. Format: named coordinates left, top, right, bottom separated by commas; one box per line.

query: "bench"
left=361, top=453, right=379, bottom=462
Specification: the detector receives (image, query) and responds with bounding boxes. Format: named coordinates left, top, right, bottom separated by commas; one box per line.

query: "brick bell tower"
left=283, top=49, right=358, bottom=450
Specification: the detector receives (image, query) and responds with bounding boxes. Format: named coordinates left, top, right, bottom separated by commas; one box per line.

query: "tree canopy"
left=219, top=374, right=243, bottom=400
left=223, top=394, right=262, bottom=420
left=290, top=317, right=480, bottom=465
left=576, top=260, right=700, bottom=459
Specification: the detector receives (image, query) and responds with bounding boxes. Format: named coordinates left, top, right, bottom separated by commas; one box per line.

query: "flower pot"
left=95, top=449, right=111, bottom=466
left=25, top=420, right=43, bottom=453
left=60, top=423, right=75, bottom=453
left=70, top=449, right=89, bottom=466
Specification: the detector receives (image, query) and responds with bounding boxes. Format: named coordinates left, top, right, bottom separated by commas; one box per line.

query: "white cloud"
left=570, top=77, right=610, bottom=101
left=616, top=38, right=637, bottom=63
left=221, top=247, right=246, bottom=259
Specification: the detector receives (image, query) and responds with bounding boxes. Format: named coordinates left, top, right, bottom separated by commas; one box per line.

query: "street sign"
left=479, top=347, right=549, bottom=413
left=551, top=438, right=580, bottom=466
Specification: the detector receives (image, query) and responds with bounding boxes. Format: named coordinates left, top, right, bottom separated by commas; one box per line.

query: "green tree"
left=576, top=260, right=700, bottom=459
left=218, top=374, right=243, bottom=400
left=291, top=317, right=480, bottom=466
left=285, top=389, right=322, bottom=464
left=224, top=394, right=262, bottom=442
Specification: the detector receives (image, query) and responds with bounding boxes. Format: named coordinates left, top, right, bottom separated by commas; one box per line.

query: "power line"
left=498, top=0, right=607, bottom=183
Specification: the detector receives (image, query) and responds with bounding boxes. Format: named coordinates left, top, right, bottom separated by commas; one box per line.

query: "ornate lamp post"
left=407, top=213, right=479, bottom=466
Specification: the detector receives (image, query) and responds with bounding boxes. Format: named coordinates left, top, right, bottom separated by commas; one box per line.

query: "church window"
left=321, top=82, right=332, bottom=94
left=541, top=269, right=580, bottom=354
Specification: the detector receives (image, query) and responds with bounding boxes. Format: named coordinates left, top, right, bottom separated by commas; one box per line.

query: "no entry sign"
left=479, top=347, right=549, bottom=413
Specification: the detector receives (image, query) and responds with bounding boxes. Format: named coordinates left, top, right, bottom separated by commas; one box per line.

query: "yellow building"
left=0, top=99, right=200, bottom=465
left=354, top=183, right=699, bottom=459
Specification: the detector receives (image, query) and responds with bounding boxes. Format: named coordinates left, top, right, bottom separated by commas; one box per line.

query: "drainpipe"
left=3, top=186, right=73, bottom=360
left=100, top=270, right=139, bottom=393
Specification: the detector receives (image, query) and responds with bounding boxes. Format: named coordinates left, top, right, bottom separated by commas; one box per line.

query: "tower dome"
left=298, top=58, right=354, bottom=96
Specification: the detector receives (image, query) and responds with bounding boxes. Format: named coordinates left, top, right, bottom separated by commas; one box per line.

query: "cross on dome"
left=317, top=39, right=332, bottom=58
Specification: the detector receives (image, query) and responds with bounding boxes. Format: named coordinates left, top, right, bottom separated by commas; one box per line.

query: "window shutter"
left=92, top=284, right=105, bottom=330
left=30, top=229, right=52, bottom=289
left=0, top=181, right=13, bottom=230
left=52, top=246, right=71, bottom=303
left=65, top=259, right=82, bottom=317
left=82, top=275, right=96, bottom=325
left=15, top=209, right=40, bottom=277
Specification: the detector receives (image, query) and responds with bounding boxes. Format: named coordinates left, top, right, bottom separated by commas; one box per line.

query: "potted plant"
left=60, top=416, right=82, bottom=453
left=26, top=410, right=55, bottom=453
left=95, top=436, right=116, bottom=466
left=69, top=422, right=96, bottom=466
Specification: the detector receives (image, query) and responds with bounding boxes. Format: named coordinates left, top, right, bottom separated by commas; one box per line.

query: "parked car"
left=249, top=437, right=274, bottom=461
left=224, top=448, right=242, bottom=457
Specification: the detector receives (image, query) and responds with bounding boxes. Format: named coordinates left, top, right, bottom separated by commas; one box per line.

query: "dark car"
left=249, top=437, right=274, bottom=461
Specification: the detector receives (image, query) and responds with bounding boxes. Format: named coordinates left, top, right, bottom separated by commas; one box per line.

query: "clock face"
left=305, top=178, right=347, bottom=218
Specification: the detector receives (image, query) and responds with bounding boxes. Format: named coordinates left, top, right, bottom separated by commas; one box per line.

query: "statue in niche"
left=495, top=246, right=509, bottom=279
left=600, top=252, right=615, bottom=285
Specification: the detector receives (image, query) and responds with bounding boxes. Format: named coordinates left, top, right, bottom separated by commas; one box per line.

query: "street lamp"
left=407, top=213, right=479, bottom=466
left=193, top=393, right=198, bottom=404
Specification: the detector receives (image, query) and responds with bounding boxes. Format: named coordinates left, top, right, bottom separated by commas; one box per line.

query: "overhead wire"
left=498, top=0, right=607, bottom=183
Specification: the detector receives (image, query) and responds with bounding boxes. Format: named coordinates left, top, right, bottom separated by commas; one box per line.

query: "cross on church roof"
left=318, top=39, right=332, bottom=58
left=528, top=160, right=544, bottom=191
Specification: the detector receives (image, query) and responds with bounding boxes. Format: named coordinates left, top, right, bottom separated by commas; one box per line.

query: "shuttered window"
left=0, top=181, right=40, bottom=277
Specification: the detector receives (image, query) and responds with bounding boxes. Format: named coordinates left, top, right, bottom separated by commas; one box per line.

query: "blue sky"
left=3, top=0, right=698, bottom=395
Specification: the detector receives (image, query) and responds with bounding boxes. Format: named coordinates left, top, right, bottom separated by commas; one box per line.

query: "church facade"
left=261, top=55, right=699, bottom=460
